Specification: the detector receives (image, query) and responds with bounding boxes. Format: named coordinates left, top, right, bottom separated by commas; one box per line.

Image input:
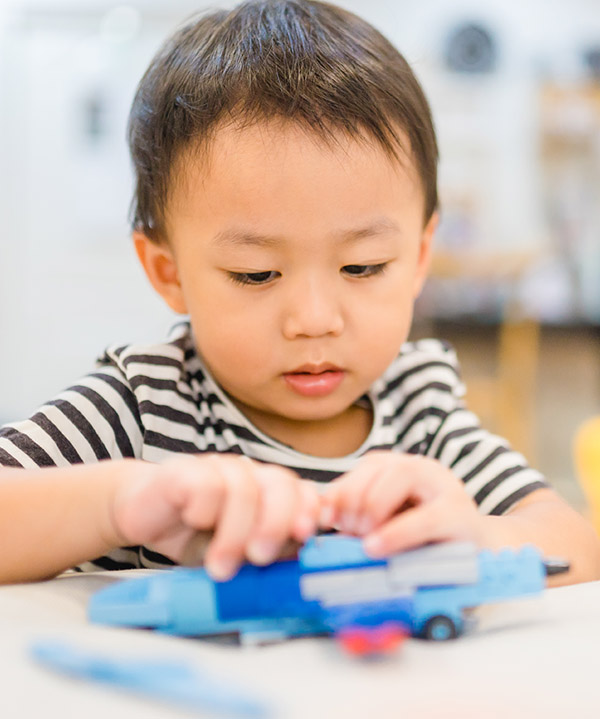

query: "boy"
left=1, top=0, right=598, bottom=585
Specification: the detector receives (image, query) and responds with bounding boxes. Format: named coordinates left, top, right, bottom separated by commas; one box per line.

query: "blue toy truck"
left=89, top=536, right=568, bottom=651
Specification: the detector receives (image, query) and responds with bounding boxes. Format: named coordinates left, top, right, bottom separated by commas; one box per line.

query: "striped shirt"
left=0, top=322, right=547, bottom=570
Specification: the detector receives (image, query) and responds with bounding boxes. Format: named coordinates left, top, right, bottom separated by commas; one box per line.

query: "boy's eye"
left=228, top=270, right=280, bottom=286
left=342, top=263, right=388, bottom=278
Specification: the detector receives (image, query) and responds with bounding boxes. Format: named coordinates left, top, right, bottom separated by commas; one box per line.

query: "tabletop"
left=1, top=569, right=598, bottom=719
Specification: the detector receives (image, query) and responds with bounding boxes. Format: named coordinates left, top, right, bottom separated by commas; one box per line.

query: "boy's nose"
left=282, top=277, right=344, bottom=339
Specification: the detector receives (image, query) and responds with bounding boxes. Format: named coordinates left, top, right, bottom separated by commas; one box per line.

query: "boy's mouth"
left=283, top=364, right=345, bottom=397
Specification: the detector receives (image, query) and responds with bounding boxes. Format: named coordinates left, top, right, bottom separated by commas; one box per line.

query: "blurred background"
left=0, top=0, right=599, bottom=512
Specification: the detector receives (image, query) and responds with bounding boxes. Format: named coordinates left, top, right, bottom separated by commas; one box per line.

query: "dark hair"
left=129, top=0, right=438, bottom=240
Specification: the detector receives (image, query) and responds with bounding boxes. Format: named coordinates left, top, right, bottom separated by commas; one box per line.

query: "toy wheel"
left=422, top=615, right=457, bottom=641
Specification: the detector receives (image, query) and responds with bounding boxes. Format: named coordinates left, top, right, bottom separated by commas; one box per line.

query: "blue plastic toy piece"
left=89, top=536, right=568, bottom=648
left=30, top=639, right=267, bottom=717
left=299, top=533, right=386, bottom=569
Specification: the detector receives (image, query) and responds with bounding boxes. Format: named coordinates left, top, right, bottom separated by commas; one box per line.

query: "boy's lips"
left=283, top=363, right=345, bottom=397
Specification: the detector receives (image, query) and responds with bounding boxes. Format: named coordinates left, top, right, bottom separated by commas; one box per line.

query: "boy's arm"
left=480, top=487, right=600, bottom=583
left=0, top=456, right=320, bottom=585
left=0, top=463, right=127, bottom=583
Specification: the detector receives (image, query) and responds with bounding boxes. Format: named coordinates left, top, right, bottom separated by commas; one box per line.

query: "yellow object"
left=574, top=417, right=600, bottom=536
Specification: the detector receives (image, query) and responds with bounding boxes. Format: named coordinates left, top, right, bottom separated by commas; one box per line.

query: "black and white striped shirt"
left=0, top=322, right=547, bottom=570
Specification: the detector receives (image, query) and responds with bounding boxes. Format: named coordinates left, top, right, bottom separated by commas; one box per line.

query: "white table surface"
left=0, top=570, right=598, bottom=719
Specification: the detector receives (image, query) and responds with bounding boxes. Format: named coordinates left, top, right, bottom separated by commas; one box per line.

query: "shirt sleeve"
left=420, top=343, right=548, bottom=515
left=0, top=365, right=144, bottom=468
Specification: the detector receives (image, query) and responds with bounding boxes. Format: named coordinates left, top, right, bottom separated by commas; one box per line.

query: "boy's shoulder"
left=370, top=338, right=467, bottom=418
left=374, top=337, right=464, bottom=399
left=97, top=322, right=195, bottom=378
left=398, top=337, right=459, bottom=370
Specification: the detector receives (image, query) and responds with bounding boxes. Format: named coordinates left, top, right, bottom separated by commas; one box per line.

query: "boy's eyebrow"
left=211, top=229, right=281, bottom=248
left=335, top=218, right=401, bottom=242
left=211, top=218, right=401, bottom=248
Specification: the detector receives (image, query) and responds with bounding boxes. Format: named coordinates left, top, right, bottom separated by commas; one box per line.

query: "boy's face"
left=137, top=121, right=436, bottom=436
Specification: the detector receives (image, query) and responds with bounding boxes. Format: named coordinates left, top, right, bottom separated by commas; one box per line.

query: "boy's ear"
left=412, top=211, right=438, bottom=298
left=133, top=231, right=188, bottom=314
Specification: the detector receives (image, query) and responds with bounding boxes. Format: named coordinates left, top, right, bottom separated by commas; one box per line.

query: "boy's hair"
left=129, top=0, right=438, bottom=241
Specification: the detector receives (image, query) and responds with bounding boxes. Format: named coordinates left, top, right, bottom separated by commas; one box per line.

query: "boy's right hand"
left=110, top=455, right=320, bottom=581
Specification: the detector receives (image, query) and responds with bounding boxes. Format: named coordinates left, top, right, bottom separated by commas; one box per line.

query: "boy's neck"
left=231, top=401, right=373, bottom=458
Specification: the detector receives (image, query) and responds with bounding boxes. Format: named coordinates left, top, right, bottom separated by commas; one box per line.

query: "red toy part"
left=337, top=622, right=408, bottom=657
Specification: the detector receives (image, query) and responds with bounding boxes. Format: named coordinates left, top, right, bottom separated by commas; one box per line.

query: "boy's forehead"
left=184, top=119, right=414, bottom=178
left=165, top=120, right=425, bottom=235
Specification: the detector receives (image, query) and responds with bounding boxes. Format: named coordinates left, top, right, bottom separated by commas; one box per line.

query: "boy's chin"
left=272, top=402, right=364, bottom=424
left=243, top=401, right=353, bottom=423
left=232, top=389, right=369, bottom=426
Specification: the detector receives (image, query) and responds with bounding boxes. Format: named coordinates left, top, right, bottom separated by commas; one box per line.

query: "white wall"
left=0, top=0, right=598, bottom=422
left=0, top=2, right=194, bottom=421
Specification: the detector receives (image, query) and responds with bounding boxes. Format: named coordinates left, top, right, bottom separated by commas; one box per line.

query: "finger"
left=204, top=458, right=260, bottom=580
left=244, top=465, right=299, bottom=565
left=166, top=458, right=226, bottom=532
left=359, top=455, right=451, bottom=533
left=363, top=500, right=457, bottom=557
left=187, top=533, right=301, bottom=568
left=115, top=457, right=223, bottom=546
left=291, top=480, right=321, bottom=542
left=320, top=455, right=387, bottom=533
left=359, top=467, right=421, bottom=533
left=161, top=456, right=230, bottom=567
left=112, top=471, right=177, bottom=546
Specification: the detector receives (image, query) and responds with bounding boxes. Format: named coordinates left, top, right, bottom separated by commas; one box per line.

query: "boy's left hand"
left=320, top=451, right=486, bottom=557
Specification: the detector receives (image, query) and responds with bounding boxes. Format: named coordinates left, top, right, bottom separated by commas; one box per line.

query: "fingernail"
left=206, top=557, right=237, bottom=582
left=363, top=533, right=384, bottom=557
left=246, top=539, right=277, bottom=565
